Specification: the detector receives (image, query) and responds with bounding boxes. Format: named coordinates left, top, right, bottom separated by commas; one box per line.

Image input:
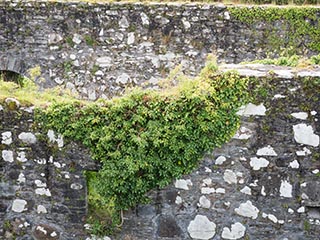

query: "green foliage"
left=36, top=61, right=250, bottom=234
left=228, top=6, right=320, bottom=53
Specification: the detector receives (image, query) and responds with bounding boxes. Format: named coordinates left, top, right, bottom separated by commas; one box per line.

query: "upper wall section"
left=1, top=1, right=320, bottom=99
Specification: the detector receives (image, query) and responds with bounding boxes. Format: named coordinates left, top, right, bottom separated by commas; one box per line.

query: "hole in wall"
left=0, top=70, right=26, bottom=87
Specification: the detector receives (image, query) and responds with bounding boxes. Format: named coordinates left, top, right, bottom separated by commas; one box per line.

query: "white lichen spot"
left=37, top=205, right=47, bottom=214
left=187, top=215, right=216, bottom=239
left=47, top=130, right=64, bottom=148
left=280, top=180, right=293, bottom=198
left=2, top=150, right=14, bottom=163
left=288, top=208, right=294, bottom=214
left=36, top=159, right=46, bottom=165
left=18, top=132, right=37, bottom=144
left=175, top=179, right=192, bottom=190
left=291, top=112, right=308, bottom=120
left=182, top=18, right=191, bottom=29
left=267, top=214, right=278, bottom=223
left=215, top=156, right=227, bottom=165
left=224, top=169, right=237, bottom=184
left=293, top=124, right=319, bottom=147
left=296, top=147, right=311, bottom=156
left=199, top=196, right=211, bottom=209
left=233, top=126, right=253, bottom=140
left=223, top=11, right=231, bottom=20
left=36, top=226, right=47, bottom=235
left=71, top=183, right=83, bottom=190
left=312, top=169, right=319, bottom=174
left=216, top=188, right=226, bottom=194
left=12, top=199, right=27, bottom=213
left=17, top=173, right=26, bottom=184
left=221, top=222, right=246, bottom=240
left=297, top=206, right=305, bottom=213
left=127, top=32, right=135, bottom=45
left=175, top=196, right=183, bottom=205
left=235, top=200, right=259, bottom=219
left=51, top=232, right=57, bottom=237
left=35, top=188, right=51, bottom=197
left=250, top=157, right=269, bottom=171
left=261, top=186, right=266, bottom=196
left=1, top=131, right=12, bottom=145
left=237, top=103, right=266, bottom=116
left=273, top=94, right=286, bottom=99
left=201, top=187, right=215, bottom=195
left=140, top=12, right=150, bottom=26
left=53, top=162, right=62, bottom=168
left=256, top=145, right=277, bottom=156
left=35, top=180, right=47, bottom=187
left=289, top=160, right=300, bottom=169
left=311, top=111, right=317, bottom=116
left=17, top=151, right=27, bottom=162
left=202, top=178, right=212, bottom=186
left=240, top=186, right=252, bottom=195
left=205, top=167, right=212, bottom=173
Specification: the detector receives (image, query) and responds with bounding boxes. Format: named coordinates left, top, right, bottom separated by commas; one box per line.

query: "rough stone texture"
left=0, top=102, right=99, bottom=239
left=0, top=1, right=320, bottom=100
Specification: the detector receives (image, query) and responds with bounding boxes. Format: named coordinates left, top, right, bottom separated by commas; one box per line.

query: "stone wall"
left=1, top=65, right=319, bottom=239
left=0, top=100, right=99, bottom=239
left=1, top=1, right=319, bottom=100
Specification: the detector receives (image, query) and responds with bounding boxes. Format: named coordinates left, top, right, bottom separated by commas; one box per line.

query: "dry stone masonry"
left=1, top=1, right=320, bottom=100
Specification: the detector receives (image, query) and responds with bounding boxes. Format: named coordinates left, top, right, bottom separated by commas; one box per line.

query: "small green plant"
left=84, top=35, right=96, bottom=47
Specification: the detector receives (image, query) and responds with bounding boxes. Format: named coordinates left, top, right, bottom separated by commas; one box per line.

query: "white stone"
left=237, top=103, right=266, bottom=116
left=202, top=178, right=212, bottom=186
left=250, top=157, right=269, bottom=170
left=17, top=173, right=26, bottom=184
left=182, top=18, right=191, bottom=29
left=2, top=150, right=14, bottom=162
left=233, top=126, right=253, bottom=140
left=96, top=56, right=112, bottom=68
left=12, top=199, right=27, bottom=213
left=291, top=112, right=308, bottom=120
left=1, top=131, right=12, bottom=145
left=273, top=94, right=286, bottom=99
left=18, top=132, right=37, bottom=144
left=35, top=188, right=51, bottom=197
left=223, top=11, right=231, bottom=20
left=199, top=196, right=211, bottom=209
left=175, top=179, right=192, bottom=190
left=0, top=105, right=3, bottom=111
left=221, top=222, right=246, bottom=240
left=36, top=159, right=46, bottom=165
left=240, top=186, right=252, bottom=195
left=187, top=215, right=216, bottom=240
left=140, top=12, right=149, bottom=25
left=72, top=33, right=82, bottom=44
left=296, top=147, right=311, bottom=156
left=119, top=16, right=129, bottom=28
left=312, top=169, right=319, bottom=174
left=297, top=206, right=305, bottom=213
left=175, top=196, right=183, bottom=204
left=216, top=188, right=226, bottom=194
left=205, top=167, right=212, bottom=173
left=70, top=54, right=76, bottom=60
left=127, top=32, right=135, bottom=45
left=17, top=151, right=27, bottom=162
left=201, top=187, right=215, bottom=195
left=293, top=124, right=319, bottom=147
left=36, top=226, right=47, bottom=235
left=35, top=180, right=46, bottom=187
left=235, top=200, right=259, bottom=219
left=280, top=180, right=293, bottom=198
left=116, top=73, right=131, bottom=85
left=37, top=205, right=47, bottom=214
left=267, top=214, right=278, bottom=223
left=215, top=156, right=227, bottom=165
left=51, top=232, right=57, bottom=237
left=311, top=111, right=317, bottom=116
left=301, top=193, right=309, bottom=200
left=289, top=160, right=300, bottom=169
left=256, top=145, right=277, bottom=156
left=224, top=169, right=237, bottom=184
left=71, top=183, right=83, bottom=190
left=54, top=162, right=61, bottom=168
left=261, top=186, right=266, bottom=196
